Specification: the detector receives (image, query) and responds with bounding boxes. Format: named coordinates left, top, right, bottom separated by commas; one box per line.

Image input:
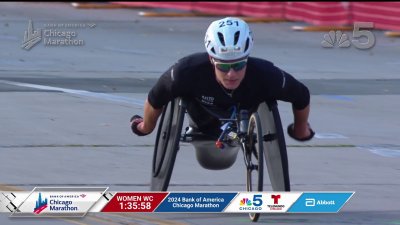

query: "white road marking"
left=314, top=133, right=348, bottom=139
left=358, top=145, right=400, bottom=158
left=0, top=79, right=144, bottom=106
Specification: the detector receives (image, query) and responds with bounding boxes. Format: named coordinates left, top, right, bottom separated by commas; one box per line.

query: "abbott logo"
left=21, top=20, right=42, bottom=50
left=305, top=198, right=315, bottom=207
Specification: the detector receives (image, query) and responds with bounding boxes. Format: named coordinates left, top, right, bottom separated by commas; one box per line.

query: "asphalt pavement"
left=0, top=2, right=399, bottom=225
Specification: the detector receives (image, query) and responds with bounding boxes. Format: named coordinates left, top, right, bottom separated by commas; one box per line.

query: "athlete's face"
left=211, top=57, right=247, bottom=90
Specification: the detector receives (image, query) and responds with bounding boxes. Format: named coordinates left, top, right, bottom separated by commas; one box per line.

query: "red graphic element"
left=101, top=192, right=168, bottom=212
left=33, top=204, right=47, bottom=214
left=271, top=195, right=281, bottom=204
left=80, top=194, right=87, bottom=198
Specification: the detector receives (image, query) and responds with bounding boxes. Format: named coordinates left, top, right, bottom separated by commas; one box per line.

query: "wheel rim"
left=246, top=113, right=264, bottom=222
left=152, top=101, right=173, bottom=177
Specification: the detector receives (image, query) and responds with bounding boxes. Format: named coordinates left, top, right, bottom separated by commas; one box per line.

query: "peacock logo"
left=239, top=198, right=252, bottom=206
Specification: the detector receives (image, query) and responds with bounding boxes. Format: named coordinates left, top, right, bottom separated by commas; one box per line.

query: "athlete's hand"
left=287, top=123, right=315, bottom=141
left=130, top=115, right=150, bottom=136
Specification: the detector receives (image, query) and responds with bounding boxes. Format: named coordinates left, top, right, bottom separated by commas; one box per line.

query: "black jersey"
left=148, top=52, right=310, bottom=134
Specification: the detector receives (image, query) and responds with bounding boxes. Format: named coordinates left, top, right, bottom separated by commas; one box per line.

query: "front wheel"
left=150, top=98, right=185, bottom=191
left=258, top=101, right=290, bottom=191
left=246, top=112, right=264, bottom=222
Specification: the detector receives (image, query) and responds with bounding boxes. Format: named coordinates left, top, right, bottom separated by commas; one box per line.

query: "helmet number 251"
left=219, top=20, right=239, bottom=28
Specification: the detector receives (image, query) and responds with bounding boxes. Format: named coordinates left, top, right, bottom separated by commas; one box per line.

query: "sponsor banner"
left=9, top=187, right=108, bottom=217
left=154, top=193, right=237, bottom=212
left=224, top=192, right=301, bottom=213
left=287, top=192, right=355, bottom=213
left=1, top=190, right=354, bottom=215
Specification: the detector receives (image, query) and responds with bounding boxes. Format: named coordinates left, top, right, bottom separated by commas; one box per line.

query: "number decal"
left=351, top=22, right=375, bottom=49
left=219, top=20, right=239, bottom=28
left=252, top=195, right=263, bottom=207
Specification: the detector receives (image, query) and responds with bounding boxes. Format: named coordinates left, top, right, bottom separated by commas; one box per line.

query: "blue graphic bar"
left=287, top=192, right=354, bottom=213
left=154, top=193, right=237, bottom=212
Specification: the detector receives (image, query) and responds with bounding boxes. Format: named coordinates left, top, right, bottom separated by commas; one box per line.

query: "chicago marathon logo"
left=33, top=193, right=48, bottom=214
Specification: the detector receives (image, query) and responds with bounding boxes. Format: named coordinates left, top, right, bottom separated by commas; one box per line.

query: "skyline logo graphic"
left=33, top=193, right=48, bottom=214
left=21, top=20, right=42, bottom=50
left=239, top=198, right=252, bottom=206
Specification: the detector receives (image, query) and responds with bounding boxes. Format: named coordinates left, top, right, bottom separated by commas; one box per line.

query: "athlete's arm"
left=131, top=61, right=181, bottom=136
left=270, top=66, right=314, bottom=140
left=292, top=104, right=312, bottom=139
left=134, top=99, right=163, bottom=135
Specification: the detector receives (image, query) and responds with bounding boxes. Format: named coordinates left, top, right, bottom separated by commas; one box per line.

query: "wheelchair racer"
left=131, top=17, right=314, bottom=142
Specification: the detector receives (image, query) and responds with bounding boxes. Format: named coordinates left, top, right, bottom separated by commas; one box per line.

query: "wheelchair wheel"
left=257, top=101, right=290, bottom=191
left=246, top=112, right=264, bottom=222
left=151, top=98, right=186, bottom=191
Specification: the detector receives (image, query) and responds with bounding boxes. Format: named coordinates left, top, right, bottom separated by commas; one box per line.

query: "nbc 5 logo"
left=251, top=195, right=263, bottom=206
left=240, top=195, right=263, bottom=207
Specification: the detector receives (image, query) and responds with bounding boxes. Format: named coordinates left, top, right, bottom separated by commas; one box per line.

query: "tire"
left=151, top=98, right=186, bottom=191
left=246, top=112, right=264, bottom=222
left=257, top=101, right=290, bottom=191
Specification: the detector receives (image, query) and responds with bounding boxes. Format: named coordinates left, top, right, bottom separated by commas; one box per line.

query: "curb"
left=385, top=31, right=400, bottom=37
left=138, top=12, right=289, bottom=23
left=71, top=2, right=127, bottom=9
left=292, top=25, right=353, bottom=32
left=240, top=17, right=289, bottom=23
left=138, top=11, right=202, bottom=17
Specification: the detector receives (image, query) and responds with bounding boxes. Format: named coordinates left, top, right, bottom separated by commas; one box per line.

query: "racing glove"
left=287, top=123, right=315, bottom=141
left=130, top=115, right=149, bottom=136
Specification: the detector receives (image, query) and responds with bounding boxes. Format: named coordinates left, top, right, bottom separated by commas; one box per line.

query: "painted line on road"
left=314, top=133, right=349, bottom=139
left=0, top=79, right=145, bottom=106
left=358, top=144, right=400, bottom=158
left=321, top=95, right=354, bottom=102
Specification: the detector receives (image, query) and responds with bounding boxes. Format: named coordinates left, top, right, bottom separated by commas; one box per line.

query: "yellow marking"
left=239, top=17, right=289, bottom=23
left=138, top=11, right=203, bottom=17
left=0, top=184, right=24, bottom=191
left=71, top=3, right=127, bottom=9
left=292, top=25, right=353, bottom=32
left=385, top=31, right=400, bottom=37
left=138, top=11, right=289, bottom=23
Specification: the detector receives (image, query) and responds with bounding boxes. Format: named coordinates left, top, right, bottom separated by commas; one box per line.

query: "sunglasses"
left=212, top=58, right=248, bottom=73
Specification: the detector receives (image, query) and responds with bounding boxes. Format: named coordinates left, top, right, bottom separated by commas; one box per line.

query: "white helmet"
left=204, top=17, right=253, bottom=61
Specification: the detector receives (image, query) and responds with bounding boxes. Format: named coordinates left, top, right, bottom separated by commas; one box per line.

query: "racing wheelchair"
left=149, top=97, right=290, bottom=222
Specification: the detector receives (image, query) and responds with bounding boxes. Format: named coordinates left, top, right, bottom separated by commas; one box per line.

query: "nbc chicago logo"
left=238, top=197, right=262, bottom=211
left=33, top=193, right=48, bottom=214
